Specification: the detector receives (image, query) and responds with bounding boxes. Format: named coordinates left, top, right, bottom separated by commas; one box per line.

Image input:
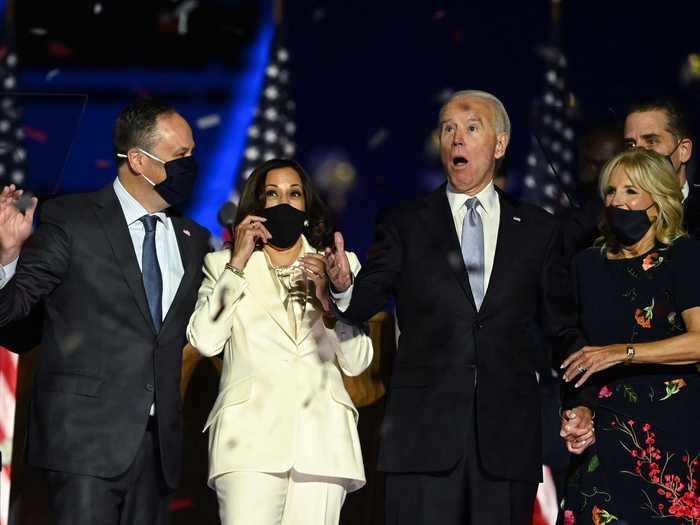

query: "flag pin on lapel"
left=513, top=216, right=521, bottom=222
left=183, top=229, right=191, bottom=237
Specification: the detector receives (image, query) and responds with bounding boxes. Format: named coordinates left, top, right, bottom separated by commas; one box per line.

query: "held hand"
left=324, top=232, right=352, bottom=293
left=230, top=215, right=271, bottom=270
left=299, top=253, right=330, bottom=312
left=0, top=184, right=38, bottom=265
left=561, top=344, right=626, bottom=388
left=560, top=406, right=596, bottom=455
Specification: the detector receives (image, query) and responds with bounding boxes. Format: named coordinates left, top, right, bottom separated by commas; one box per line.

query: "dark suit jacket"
left=0, top=185, right=209, bottom=489
left=338, top=184, right=583, bottom=483
left=685, top=182, right=700, bottom=239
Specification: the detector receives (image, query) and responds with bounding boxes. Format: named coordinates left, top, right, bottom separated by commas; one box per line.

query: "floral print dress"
left=564, top=238, right=700, bottom=525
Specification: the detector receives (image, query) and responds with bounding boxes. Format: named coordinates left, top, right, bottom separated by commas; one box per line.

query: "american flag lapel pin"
left=183, top=229, right=191, bottom=237
left=513, top=216, right=522, bottom=222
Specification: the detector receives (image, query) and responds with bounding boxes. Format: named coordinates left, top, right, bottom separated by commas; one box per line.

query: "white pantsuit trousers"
left=214, top=469, right=347, bottom=525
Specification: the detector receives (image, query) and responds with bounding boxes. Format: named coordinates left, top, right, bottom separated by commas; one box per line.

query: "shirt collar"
left=682, top=180, right=690, bottom=202
left=446, top=180, right=498, bottom=216
left=113, top=177, right=169, bottom=229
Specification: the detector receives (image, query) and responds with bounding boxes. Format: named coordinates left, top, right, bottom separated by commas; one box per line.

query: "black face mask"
left=260, top=203, right=307, bottom=249
left=605, top=205, right=654, bottom=246
left=118, top=148, right=199, bottom=207
left=152, top=156, right=199, bottom=207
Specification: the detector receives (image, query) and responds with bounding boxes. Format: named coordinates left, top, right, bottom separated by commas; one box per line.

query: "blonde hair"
left=598, top=148, right=686, bottom=250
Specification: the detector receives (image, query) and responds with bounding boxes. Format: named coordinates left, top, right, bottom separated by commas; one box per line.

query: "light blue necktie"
left=140, top=215, right=163, bottom=332
left=461, top=198, right=485, bottom=309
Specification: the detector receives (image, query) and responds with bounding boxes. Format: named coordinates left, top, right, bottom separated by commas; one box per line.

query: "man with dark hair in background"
left=623, top=96, right=699, bottom=238
left=0, top=99, right=210, bottom=525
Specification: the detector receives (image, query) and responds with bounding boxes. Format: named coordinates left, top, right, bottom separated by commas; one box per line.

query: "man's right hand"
left=324, top=231, right=352, bottom=293
left=0, top=185, right=37, bottom=265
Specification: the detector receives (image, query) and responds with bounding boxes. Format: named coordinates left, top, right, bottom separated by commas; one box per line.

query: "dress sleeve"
left=671, top=238, right=700, bottom=313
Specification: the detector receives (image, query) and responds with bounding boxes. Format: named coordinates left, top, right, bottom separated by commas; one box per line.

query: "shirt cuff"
left=0, top=257, right=18, bottom=289
left=330, top=283, right=353, bottom=312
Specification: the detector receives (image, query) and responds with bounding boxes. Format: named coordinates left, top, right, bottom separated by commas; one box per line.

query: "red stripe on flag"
left=0, top=348, right=17, bottom=393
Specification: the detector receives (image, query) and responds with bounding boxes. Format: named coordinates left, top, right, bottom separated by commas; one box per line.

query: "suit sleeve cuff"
left=330, top=283, right=353, bottom=313
left=0, top=257, right=19, bottom=289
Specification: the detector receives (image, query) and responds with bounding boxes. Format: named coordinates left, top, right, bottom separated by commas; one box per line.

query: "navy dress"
left=564, top=238, right=700, bottom=525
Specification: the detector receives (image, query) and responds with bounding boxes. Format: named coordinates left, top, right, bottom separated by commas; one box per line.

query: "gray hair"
left=439, top=90, right=511, bottom=137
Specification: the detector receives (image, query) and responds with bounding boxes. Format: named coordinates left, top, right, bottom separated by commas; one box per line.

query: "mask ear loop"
left=116, top=152, right=159, bottom=186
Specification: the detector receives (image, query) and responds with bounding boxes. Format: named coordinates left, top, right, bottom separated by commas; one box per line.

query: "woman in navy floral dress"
left=560, top=149, right=700, bottom=524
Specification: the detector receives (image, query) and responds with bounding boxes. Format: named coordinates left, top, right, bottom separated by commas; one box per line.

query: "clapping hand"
left=0, top=184, right=37, bottom=265
left=324, top=232, right=352, bottom=293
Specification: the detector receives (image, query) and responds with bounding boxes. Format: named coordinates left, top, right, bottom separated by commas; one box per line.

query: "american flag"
left=520, top=43, right=578, bottom=214
left=0, top=11, right=24, bottom=525
left=230, top=30, right=295, bottom=205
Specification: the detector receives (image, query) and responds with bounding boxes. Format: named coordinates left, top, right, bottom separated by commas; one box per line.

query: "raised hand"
left=324, top=232, right=352, bottom=293
left=299, top=252, right=330, bottom=312
left=0, top=184, right=38, bottom=265
left=229, top=215, right=271, bottom=271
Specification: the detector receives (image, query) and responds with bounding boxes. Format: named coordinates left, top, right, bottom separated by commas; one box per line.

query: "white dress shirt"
left=112, top=177, right=184, bottom=317
left=445, top=180, right=500, bottom=293
left=332, top=180, right=502, bottom=311
left=682, top=180, right=689, bottom=202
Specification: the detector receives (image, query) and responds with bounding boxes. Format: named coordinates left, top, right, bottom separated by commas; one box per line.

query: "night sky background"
left=9, top=0, right=700, bottom=255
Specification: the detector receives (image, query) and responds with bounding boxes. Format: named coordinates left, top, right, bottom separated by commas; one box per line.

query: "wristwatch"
left=624, top=344, right=635, bottom=363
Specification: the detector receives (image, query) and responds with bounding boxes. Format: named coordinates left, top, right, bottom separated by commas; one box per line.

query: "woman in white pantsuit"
left=187, top=159, right=372, bottom=525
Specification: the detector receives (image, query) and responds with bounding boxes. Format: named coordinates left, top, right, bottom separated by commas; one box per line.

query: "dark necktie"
left=461, top=198, right=485, bottom=310
left=140, top=215, right=163, bottom=331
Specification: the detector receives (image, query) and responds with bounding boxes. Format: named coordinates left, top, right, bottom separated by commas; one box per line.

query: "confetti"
left=46, top=69, right=60, bottom=81
left=48, top=41, right=74, bottom=59
left=22, top=126, right=48, bottom=143
left=312, top=8, right=326, bottom=22
left=30, top=28, right=48, bottom=36
left=93, top=2, right=102, bottom=14
left=196, top=114, right=221, bottom=130
left=368, top=128, right=389, bottom=150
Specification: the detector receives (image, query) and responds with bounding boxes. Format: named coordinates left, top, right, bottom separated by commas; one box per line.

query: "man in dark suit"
left=326, top=90, right=583, bottom=524
left=0, top=99, right=210, bottom=525
left=622, top=97, right=699, bottom=238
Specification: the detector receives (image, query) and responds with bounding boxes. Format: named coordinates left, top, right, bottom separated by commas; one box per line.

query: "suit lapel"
left=91, top=186, right=153, bottom=331
left=245, top=251, right=297, bottom=345
left=479, top=190, right=520, bottom=314
left=424, top=185, right=477, bottom=309
left=158, top=216, right=198, bottom=338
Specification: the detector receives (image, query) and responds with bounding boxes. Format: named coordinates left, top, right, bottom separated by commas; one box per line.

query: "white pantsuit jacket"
left=186, top=237, right=373, bottom=491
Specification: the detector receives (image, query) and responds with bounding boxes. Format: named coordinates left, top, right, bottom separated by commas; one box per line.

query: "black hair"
left=234, top=158, right=332, bottom=250
left=626, top=96, right=694, bottom=141
left=113, top=98, right=177, bottom=166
